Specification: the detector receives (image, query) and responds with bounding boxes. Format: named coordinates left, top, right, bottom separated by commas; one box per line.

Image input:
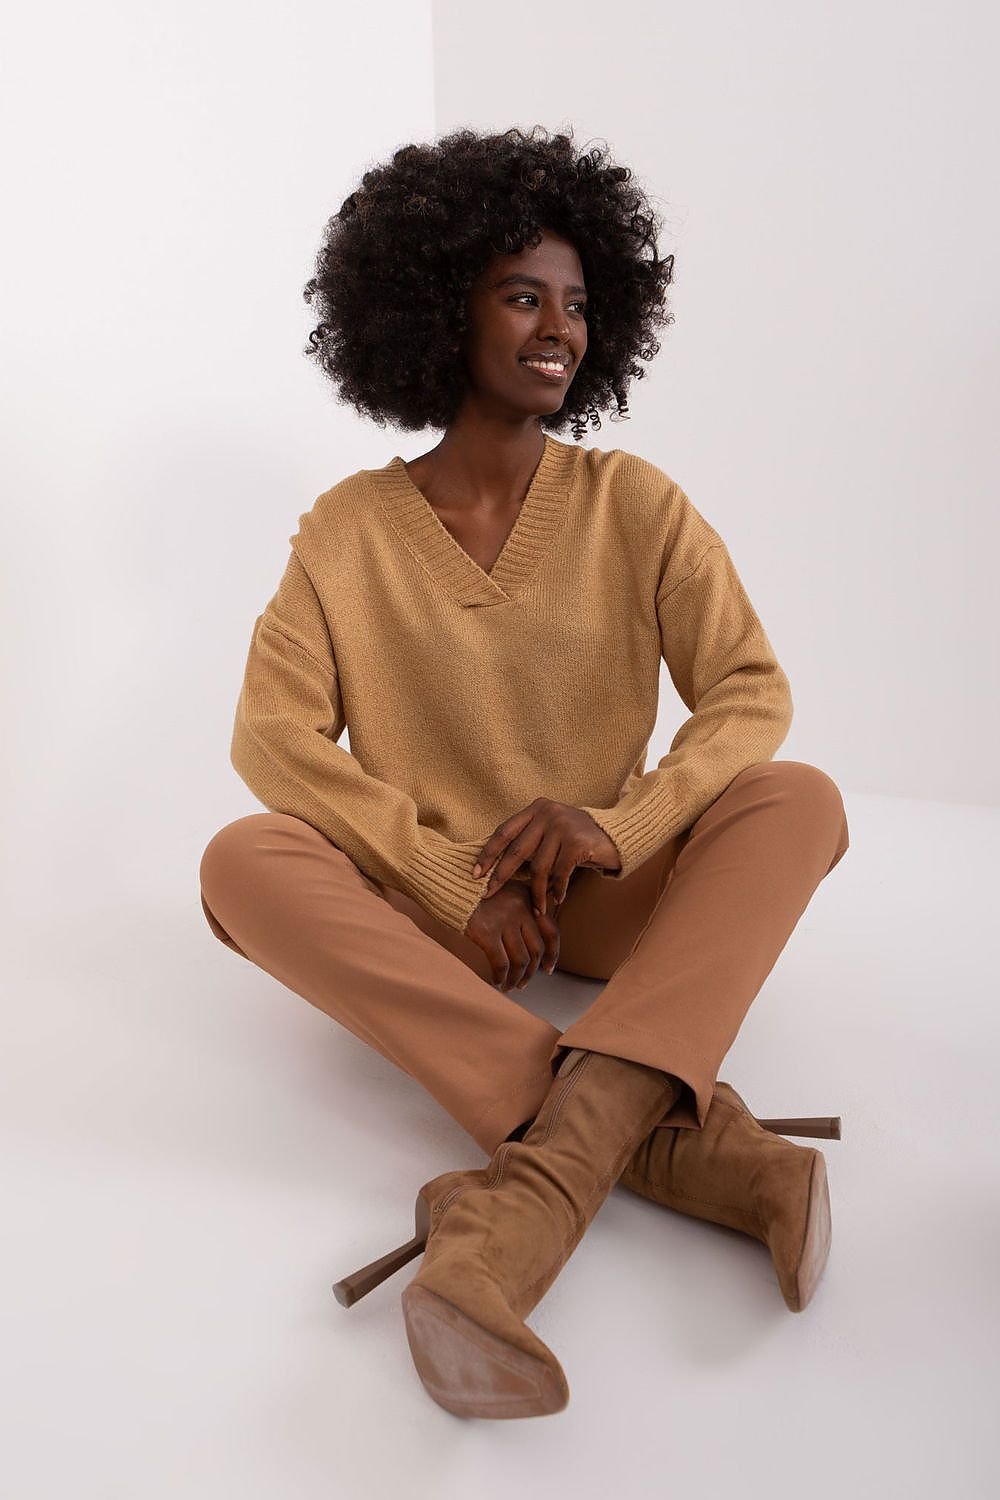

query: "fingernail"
left=472, top=863, right=482, bottom=877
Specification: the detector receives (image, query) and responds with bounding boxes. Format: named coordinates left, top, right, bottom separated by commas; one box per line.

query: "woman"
left=198, top=126, right=850, bottom=1419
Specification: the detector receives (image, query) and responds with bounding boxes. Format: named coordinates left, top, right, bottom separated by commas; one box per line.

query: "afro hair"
left=302, top=124, right=676, bottom=443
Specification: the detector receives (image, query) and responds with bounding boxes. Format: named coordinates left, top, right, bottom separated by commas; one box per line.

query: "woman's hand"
left=472, top=799, right=622, bottom=915
left=464, top=881, right=561, bottom=992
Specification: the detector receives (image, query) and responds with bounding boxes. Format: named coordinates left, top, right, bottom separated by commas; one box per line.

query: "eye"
left=510, top=293, right=587, bottom=314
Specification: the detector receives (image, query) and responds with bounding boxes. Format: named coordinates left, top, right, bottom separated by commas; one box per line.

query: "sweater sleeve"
left=578, top=484, right=794, bottom=881
left=229, top=547, right=492, bottom=934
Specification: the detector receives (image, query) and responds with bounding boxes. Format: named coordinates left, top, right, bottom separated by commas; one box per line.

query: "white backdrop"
left=434, top=0, right=999, bottom=807
left=2, top=2, right=436, bottom=935
left=1, top=3, right=997, bottom=1496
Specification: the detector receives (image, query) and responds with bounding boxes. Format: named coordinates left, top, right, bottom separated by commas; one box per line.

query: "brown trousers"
left=199, top=761, right=849, bottom=1157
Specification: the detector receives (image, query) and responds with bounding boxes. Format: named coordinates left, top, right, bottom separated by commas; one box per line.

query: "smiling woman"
left=200, top=123, right=851, bottom=1421
left=301, top=123, right=675, bottom=443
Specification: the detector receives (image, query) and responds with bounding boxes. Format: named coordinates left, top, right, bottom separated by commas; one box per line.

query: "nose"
left=536, top=299, right=570, bottom=344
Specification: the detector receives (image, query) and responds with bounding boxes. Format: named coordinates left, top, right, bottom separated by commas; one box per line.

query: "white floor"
left=3, top=789, right=998, bottom=1499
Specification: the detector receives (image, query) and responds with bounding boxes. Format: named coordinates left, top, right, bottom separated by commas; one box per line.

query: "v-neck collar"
left=366, top=433, right=578, bottom=608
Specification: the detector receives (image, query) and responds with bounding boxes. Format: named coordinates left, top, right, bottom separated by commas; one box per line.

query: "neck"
left=413, top=418, right=548, bottom=510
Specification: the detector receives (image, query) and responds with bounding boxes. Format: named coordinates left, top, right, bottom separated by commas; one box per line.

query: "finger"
left=479, top=847, right=508, bottom=894
left=478, top=835, right=519, bottom=883
left=486, top=825, right=543, bottom=897
left=473, top=807, right=536, bottom=878
left=473, top=839, right=503, bottom=882
left=491, top=940, right=509, bottom=989
left=503, top=926, right=531, bottom=992
left=486, top=848, right=522, bottom=897
left=530, top=832, right=563, bottom=916
left=534, top=909, right=560, bottom=975
left=550, top=856, right=578, bottom=909
left=514, top=922, right=545, bottom=990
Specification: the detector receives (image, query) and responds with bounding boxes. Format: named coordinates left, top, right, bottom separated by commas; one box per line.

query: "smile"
left=519, top=359, right=569, bottom=382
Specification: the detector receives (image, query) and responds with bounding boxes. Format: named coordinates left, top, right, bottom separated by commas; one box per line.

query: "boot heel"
left=332, top=1189, right=432, bottom=1308
left=755, top=1114, right=842, bottom=1140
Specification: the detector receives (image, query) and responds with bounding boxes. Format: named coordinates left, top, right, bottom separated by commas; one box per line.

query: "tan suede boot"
left=618, top=1080, right=841, bottom=1312
left=332, top=1046, right=682, bottom=1419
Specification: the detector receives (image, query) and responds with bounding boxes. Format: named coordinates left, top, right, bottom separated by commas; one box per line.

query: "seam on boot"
left=517, top=1079, right=682, bottom=1303
left=493, top=1049, right=595, bottom=1195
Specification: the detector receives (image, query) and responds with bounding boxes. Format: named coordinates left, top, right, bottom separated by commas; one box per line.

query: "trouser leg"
left=198, top=812, right=563, bottom=1156
left=553, top=760, right=851, bottom=1132
left=199, top=760, right=849, bottom=1158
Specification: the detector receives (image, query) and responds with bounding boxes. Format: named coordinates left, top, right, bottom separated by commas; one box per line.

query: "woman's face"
left=457, top=228, right=588, bottom=419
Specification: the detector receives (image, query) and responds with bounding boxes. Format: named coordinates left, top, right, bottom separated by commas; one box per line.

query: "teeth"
left=522, top=359, right=565, bottom=370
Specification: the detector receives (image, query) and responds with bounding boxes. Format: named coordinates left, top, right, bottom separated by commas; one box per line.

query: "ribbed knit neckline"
left=367, top=432, right=579, bottom=608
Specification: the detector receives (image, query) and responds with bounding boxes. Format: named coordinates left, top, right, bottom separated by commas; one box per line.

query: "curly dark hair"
left=302, top=125, right=675, bottom=443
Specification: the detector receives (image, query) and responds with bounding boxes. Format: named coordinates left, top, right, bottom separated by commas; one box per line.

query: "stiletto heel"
left=755, top=1114, right=842, bottom=1140
left=332, top=1108, right=841, bottom=1310
left=332, top=1188, right=432, bottom=1308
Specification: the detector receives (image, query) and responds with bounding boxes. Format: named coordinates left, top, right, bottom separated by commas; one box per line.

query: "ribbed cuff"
left=580, top=776, right=684, bottom=881
left=402, top=836, right=493, bottom=933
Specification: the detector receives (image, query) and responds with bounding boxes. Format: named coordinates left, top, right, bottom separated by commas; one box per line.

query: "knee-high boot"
left=333, top=1046, right=682, bottom=1419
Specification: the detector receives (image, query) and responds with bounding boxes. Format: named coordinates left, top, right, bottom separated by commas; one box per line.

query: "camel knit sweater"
left=230, top=433, right=793, bottom=934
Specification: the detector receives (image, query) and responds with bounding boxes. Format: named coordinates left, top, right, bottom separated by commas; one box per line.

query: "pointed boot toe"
left=332, top=1163, right=565, bottom=1418
left=770, top=1144, right=832, bottom=1312
left=401, top=1281, right=569, bottom=1419
left=619, top=1079, right=839, bottom=1312
left=332, top=1046, right=682, bottom=1418
left=399, top=1047, right=679, bottom=1417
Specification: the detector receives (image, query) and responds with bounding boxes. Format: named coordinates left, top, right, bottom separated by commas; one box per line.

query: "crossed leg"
left=199, top=760, right=849, bottom=1155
